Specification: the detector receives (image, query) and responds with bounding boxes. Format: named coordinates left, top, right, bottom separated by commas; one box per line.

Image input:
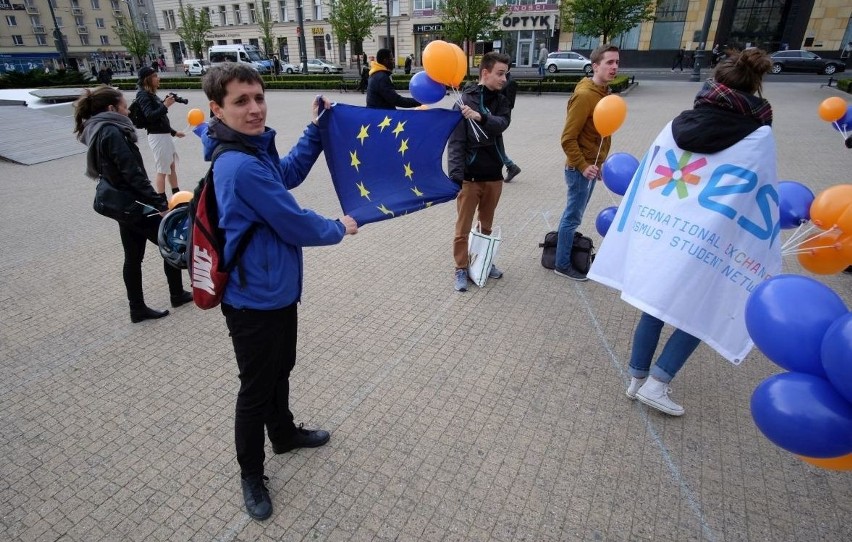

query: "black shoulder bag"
left=91, top=131, right=147, bottom=222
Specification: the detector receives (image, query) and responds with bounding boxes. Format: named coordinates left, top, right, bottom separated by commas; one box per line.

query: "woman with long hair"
left=136, top=66, right=185, bottom=196
left=74, top=86, right=192, bottom=322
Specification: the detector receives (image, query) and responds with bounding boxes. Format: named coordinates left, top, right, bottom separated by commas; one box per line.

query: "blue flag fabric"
left=318, top=103, right=462, bottom=226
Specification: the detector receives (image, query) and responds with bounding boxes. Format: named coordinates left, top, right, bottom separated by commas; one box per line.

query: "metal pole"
left=385, top=0, right=391, bottom=55
left=46, top=1, right=69, bottom=69
left=690, top=0, right=717, bottom=82
left=296, top=0, right=308, bottom=73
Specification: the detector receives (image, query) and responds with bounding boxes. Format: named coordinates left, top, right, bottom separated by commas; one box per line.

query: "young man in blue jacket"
left=201, top=64, right=358, bottom=521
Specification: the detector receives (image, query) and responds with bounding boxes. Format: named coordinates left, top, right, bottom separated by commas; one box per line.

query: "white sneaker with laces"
left=626, top=377, right=646, bottom=399
left=636, top=377, right=684, bottom=416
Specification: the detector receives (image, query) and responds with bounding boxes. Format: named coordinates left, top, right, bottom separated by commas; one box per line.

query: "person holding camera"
left=136, top=66, right=185, bottom=196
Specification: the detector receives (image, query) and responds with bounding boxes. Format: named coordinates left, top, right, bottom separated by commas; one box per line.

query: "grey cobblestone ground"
left=1, top=80, right=850, bottom=542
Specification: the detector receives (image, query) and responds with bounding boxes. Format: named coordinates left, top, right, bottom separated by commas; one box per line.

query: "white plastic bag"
left=467, top=224, right=501, bottom=287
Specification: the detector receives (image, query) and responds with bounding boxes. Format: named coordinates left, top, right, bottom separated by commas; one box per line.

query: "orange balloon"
left=799, top=453, right=852, bottom=471
left=450, top=43, right=467, bottom=88
left=818, top=97, right=847, bottom=122
left=187, top=108, right=205, bottom=127
left=593, top=95, right=627, bottom=137
left=168, top=190, right=193, bottom=210
left=810, top=184, right=852, bottom=229
left=837, top=231, right=852, bottom=263
left=796, top=230, right=849, bottom=274
left=835, top=204, right=852, bottom=235
left=422, top=40, right=457, bottom=86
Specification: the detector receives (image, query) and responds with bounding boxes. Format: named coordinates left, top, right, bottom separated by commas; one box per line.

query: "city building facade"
left=2, top=0, right=851, bottom=74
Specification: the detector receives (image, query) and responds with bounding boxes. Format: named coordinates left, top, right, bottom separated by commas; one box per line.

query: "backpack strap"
left=209, top=141, right=258, bottom=288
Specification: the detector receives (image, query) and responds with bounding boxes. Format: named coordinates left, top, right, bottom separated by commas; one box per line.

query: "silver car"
left=545, top=51, right=593, bottom=75
left=306, top=59, right=343, bottom=74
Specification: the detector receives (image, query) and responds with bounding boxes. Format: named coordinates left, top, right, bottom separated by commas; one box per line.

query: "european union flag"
left=318, top=103, right=462, bottom=226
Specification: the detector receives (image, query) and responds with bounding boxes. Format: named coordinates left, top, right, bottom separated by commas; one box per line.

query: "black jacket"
left=672, top=106, right=764, bottom=154
left=135, top=89, right=175, bottom=135
left=93, top=124, right=168, bottom=211
left=366, top=69, right=420, bottom=110
left=447, top=82, right=511, bottom=183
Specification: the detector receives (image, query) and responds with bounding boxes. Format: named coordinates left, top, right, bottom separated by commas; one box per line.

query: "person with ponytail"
left=74, top=86, right=192, bottom=323
left=588, top=48, right=779, bottom=416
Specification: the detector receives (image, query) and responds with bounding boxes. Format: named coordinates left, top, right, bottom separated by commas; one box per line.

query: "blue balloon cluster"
left=746, top=275, right=852, bottom=460
left=595, top=206, right=617, bottom=237
left=777, top=180, right=814, bottom=229
left=409, top=71, right=446, bottom=105
left=601, top=153, right=639, bottom=196
left=832, top=104, right=852, bottom=133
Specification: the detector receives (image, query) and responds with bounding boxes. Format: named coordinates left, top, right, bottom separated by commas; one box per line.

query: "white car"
left=281, top=62, right=299, bottom=74
left=545, top=51, right=593, bottom=75
left=306, top=59, right=343, bottom=74
left=183, top=59, right=209, bottom=76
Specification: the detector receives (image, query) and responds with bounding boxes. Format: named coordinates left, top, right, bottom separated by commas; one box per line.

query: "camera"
left=167, top=93, right=189, bottom=105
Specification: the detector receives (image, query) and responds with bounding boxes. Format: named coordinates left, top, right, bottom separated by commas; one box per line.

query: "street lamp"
left=296, top=0, right=308, bottom=73
left=46, top=0, right=69, bottom=69
left=386, top=0, right=391, bottom=55
left=690, top=0, right=718, bottom=82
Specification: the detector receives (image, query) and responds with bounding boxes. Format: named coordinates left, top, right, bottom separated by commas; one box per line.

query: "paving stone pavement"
left=1, top=80, right=851, bottom=542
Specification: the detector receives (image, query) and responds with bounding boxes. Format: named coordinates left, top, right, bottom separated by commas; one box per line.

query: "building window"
left=55, top=16, right=63, bottom=27
left=280, top=2, right=289, bottom=22
left=35, top=34, right=47, bottom=45
left=91, top=0, right=100, bottom=8
left=218, top=6, right=227, bottom=26
left=100, top=35, right=109, bottom=45
left=95, top=17, right=104, bottom=28
left=248, top=3, right=256, bottom=23
left=314, top=0, right=321, bottom=20
left=140, top=14, right=149, bottom=32
left=650, top=0, right=688, bottom=50
left=12, top=34, right=23, bottom=45
left=75, top=15, right=84, bottom=26
left=6, top=16, right=18, bottom=26
left=80, top=33, right=89, bottom=45
left=164, top=9, right=176, bottom=30
left=30, top=15, right=41, bottom=25
left=414, top=0, right=436, bottom=10
left=249, top=37, right=259, bottom=47
left=233, top=4, right=242, bottom=24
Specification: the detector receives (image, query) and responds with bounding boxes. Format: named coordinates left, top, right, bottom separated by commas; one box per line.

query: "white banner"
left=588, top=123, right=782, bottom=364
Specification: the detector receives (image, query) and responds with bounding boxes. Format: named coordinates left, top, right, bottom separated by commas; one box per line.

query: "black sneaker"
left=241, top=475, right=272, bottom=521
left=170, top=290, right=193, bottom=308
left=845, top=266, right=852, bottom=274
left=272, top=423, right=330, bottom=454
left=554, top=265, right=588, bottom=282
left=504, top=164, right=521, bottom=183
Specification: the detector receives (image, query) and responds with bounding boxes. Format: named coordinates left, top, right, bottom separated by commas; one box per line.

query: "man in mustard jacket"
left=554, top=44, right=620, bottom=281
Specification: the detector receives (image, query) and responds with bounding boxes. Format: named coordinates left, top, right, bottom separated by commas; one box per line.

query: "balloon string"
left=453, top=87, right=487, bottom=142
left=783, top=226, right=840, bottom=252
left=832, top=120, right=849, bottom=139
left=782, top=245, right=838, bottom=255
left=780, top=222, right=817, bottom=250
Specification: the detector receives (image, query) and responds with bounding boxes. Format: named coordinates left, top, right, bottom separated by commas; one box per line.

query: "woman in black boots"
left=74, top=86, right=192, bottom=322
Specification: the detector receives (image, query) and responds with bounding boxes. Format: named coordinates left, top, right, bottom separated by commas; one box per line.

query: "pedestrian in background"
left=136, top=66, right=184, bottom=196
left=672, top=47, right=685, bottom=71
left=538, top=44, right=549, bottom=76
left=366, top=49, right=421, bottom=110
left=404, top=54, right=413, bottom=74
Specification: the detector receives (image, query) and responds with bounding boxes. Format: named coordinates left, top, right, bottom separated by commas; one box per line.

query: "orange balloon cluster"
left=799, top=452, right=852, bottom=471
left=796, top=184, right=852, bottom=274
left=593, top=95, right=628, bottom=137
left=422, top=40, right=467, bottom=88
left=168, top=190, right=193, bottom=210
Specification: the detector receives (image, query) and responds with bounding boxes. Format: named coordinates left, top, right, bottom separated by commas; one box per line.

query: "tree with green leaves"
left=439, top=0, right=508, bottom=77
left=328, top=0, right=383, bottom=69
left=177, top=5, right=213, bottom=60
left=558, top=0, right=655, bottom=44
left=257, top=1, right=276, bottom=57
left=113, top=15, right=152, bottom=67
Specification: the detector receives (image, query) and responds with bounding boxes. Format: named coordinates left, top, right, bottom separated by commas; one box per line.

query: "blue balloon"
left=822, top=312, right=852, bottom=404
left=595, top=206, right=618, bottom=237
left=408, top=71, right=445, bottom=105
left=751, top=372, right=852, bottom=458
left=601, top=153, right=639, bottom=196
left=777, top=180, right=814, bottom=229
left=745, top=275, right=848, bottom=377
left=832, top=104, right=852, bottom=132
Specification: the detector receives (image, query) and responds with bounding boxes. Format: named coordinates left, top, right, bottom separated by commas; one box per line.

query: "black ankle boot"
left=170, top=290, right=193, bottom=308
left=129, top=305, right=170, bottom=323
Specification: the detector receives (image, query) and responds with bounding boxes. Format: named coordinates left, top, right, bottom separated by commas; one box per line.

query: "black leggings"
left=118, top=215, right=183, bottom=307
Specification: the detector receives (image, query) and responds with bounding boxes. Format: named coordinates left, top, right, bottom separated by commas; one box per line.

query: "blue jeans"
left=628, top=313, right=701, bottom=383
left=555, top=167, right=595, bottom=270
left=538, top=63, right=545, bottom=76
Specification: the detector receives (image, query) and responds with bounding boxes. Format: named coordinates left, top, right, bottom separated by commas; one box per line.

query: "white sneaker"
left=636, top=378, right=684, bottom=416
left=626, top=377, right=646, bottom=399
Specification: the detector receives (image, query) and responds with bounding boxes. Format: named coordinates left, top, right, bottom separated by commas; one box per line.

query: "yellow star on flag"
left=356, top=124, right=370, bottom=144
left=350, top=150, right=360, bottom=171
left=398, top=138, right=409, bottom=156
left=378, top=116, right=392, bottom=132
left=356, top=181, right=370, bottom=200
left=411, top=186, right=423, bottom=197
left=392, top=121, right=406, bottom=137
left=404, top=162, right=414, bottom=180
left=377, top=203, right=395, bottom=217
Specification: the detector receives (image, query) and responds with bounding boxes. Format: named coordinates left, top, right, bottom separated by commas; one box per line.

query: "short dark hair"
left=480, top=52, right=510, bottom=73
left=202, top=64, right=265, bottom=106
left=590, top=44, right=619, bottom=65
left=376, top=48, right=393, bottom=67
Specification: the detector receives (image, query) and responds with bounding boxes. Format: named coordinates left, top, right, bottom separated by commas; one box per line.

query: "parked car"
left=770, top=50, right=846, bottom=75
left=183, top=59, right=209, bottom=76
left=306, top=58, right=343, bottom=74
left=545, top=51, right=593, bottom=75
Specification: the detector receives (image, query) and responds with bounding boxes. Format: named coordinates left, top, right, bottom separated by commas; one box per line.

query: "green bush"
left=837, top=78, right=851, bottom=93
left=0, top=69, right=93, bottom=90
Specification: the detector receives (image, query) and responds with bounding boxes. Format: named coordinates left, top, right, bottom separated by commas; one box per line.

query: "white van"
left=183, top=59, right=209, bottom=76
left=208, top=45, right=273, bottom=74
